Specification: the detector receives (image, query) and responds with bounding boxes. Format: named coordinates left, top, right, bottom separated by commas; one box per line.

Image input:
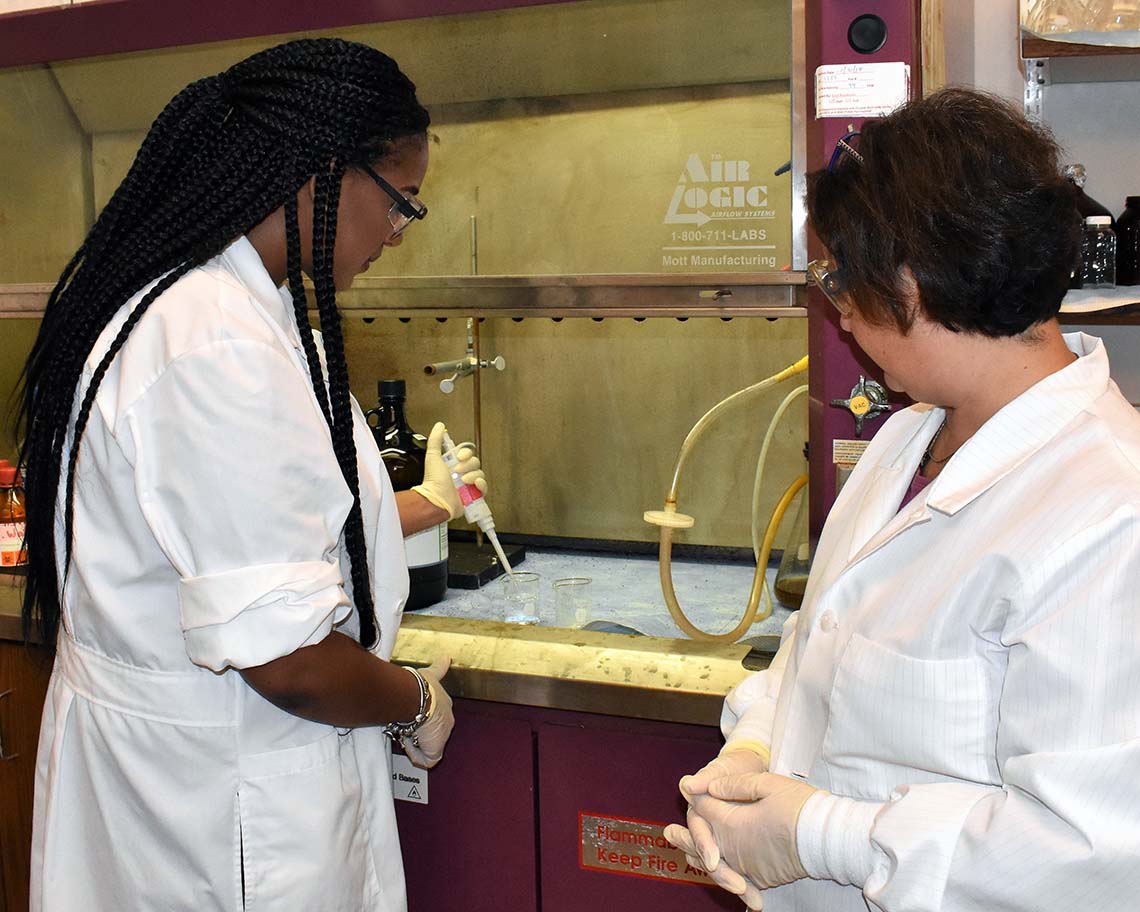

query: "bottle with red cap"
left=1, top=460, right=28, bottom=569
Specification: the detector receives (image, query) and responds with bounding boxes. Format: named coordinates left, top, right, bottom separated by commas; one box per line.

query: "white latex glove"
left=675, top=744, right=770, bottom=894
left=668, top=744, right=770, bottom=911
left=412, top=422, right=486, bottom=521
left=400, top=656, right=454, bottom=769
left=679, top=744, right=770, bottom=801
left=665, top=812, right=766, bottom=910
left=689, top=772, right=820, bottom=890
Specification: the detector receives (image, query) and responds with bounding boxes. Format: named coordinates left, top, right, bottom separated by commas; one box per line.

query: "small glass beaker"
left=553, top=577, right=592, bottom=628
left=501, top=571, right=541, bottom=625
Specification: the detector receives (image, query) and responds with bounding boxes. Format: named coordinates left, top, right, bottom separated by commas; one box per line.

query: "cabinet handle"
left=0, top=689, right=17, bottom=761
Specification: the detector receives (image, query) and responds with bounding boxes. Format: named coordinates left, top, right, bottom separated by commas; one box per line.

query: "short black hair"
left=807, top=88, right=1080, bottom=336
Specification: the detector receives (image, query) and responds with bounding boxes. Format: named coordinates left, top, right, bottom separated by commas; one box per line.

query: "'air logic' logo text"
left=664, top=153, right=772, bottom=226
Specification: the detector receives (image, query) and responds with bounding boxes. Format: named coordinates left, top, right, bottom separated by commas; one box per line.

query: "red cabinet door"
left=537, top=720, right=739, bottom=912
left=396, top=700, right=537, bottom=912
left=0, top=641, right=52, bottom=912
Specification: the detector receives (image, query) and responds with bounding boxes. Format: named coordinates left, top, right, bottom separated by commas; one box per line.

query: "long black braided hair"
left=17, top=38, right=429, bottom=651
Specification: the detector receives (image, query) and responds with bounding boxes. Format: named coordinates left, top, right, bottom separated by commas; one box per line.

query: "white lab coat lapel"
left=925, top=334, right=1110, bottom=516
left=838, top=333, right=1111, bottom=572
left=841, top=409, right=942, bottom=568
left=773, top=333, right=1114, bottom=785
left=219, top=238, right=314, bottom=376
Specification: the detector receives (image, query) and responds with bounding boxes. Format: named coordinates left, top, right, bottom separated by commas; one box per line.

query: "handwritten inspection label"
left=579, top=812, right=715, bottom=887
left=815, top=62, right=910, bottom=119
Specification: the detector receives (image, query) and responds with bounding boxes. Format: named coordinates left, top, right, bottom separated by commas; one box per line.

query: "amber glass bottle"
left=0, top=464, right=28, bottom=569
left=367, top=380, right=448, bottom=610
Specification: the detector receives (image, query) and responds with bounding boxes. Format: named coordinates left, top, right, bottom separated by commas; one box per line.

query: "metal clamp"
left=425, top=354, right=506, bottom=394
left=0, top=689, right=18, bottom=761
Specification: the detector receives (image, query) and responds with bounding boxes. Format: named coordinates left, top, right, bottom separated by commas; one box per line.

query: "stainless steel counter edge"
left=0, top=583, right=763, bottom=726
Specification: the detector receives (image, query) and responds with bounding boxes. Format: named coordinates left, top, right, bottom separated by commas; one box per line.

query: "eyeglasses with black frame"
left=361, top=164, right=427, bottom=237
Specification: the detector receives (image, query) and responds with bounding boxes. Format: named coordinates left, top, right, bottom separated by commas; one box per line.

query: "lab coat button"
left=818, top=610, right=839, bottom=632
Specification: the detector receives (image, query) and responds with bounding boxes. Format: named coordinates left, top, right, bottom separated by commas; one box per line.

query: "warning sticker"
left=833, top=439, right=871, bottom=466
left=391, top=753, right=428, bottom=804
left=580, top=812, right=716, bottom=887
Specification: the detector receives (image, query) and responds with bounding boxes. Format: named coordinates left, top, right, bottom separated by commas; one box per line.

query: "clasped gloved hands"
left=665, top=770, right=821, bottom=910
left=412, top=422, right=486, bottom=521
left=665, top=747, right=771, bottom=907
left=400, top=656, right=454, bottom=769
left=679, top=744, right=770, bottom=801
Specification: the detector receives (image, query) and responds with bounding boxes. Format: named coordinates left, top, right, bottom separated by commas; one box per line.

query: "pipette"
left=440, top=431, right=515, bottom=580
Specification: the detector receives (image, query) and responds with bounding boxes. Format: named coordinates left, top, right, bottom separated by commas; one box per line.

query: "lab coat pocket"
left=238, top=730, right=383, bottom=911
left=819, top=633, right=997, bottom=798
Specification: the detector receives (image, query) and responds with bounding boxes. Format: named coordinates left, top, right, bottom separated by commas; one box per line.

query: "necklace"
left=919, top=419, right=955, bottom=470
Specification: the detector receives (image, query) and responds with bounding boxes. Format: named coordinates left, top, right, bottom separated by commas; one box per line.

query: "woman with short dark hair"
left=19, top=38, right=484, bottom=911
left=669, top=88, right=1140, bottom=911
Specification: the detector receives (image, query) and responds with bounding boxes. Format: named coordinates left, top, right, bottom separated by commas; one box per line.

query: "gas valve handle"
left=829, top=375, right=891, bottom=436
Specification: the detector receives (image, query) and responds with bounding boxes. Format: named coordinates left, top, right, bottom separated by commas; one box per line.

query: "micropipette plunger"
left=440, top=431, right=515, bottom=580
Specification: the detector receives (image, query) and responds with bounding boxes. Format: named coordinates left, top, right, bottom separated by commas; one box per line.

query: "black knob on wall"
left=848, top=14, right=888, bottom=54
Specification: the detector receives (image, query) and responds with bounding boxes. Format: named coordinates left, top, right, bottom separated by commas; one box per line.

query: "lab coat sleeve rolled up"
left=120, top=338, right=355, bottom=671
left=797, top=505, right=1140, bottom=911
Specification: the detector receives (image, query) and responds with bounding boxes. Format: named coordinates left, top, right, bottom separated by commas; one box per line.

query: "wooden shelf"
left=1058, top=286, right=1140, bottom=322
left=1060, top=310, right=1140, bottom=325
left=1022, top=32, right=1140, bottom=59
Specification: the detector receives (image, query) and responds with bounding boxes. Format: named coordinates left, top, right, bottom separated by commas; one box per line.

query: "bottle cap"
left=1086, top=215, right=1113, bottom=226
left=378, top=379, right=406, bottom=399
left=0, top=466, right=17, bottom=486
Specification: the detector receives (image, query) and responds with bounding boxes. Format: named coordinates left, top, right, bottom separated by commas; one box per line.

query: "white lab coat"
left=31, top=237, right=412, bottom=911
left=723, top=333, right=1140, bottom=911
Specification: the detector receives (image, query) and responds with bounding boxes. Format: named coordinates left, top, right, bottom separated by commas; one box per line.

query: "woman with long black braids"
left=17, top=38, right=484, bottom=910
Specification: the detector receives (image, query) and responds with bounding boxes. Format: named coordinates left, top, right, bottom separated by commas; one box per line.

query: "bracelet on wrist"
left=382, top=666, right=431, bottom=746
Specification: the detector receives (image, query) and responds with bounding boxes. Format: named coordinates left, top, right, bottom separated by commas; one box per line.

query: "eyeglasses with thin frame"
left=361, top=164, right=427, bottom=237
left=809, top=132, right=863, bottom=315
left=807, top=259, right=852, bottom=317
left=827, top=131, right=863, bottom=173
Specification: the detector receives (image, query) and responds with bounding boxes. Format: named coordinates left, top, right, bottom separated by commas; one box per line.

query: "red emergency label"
left=579, top=811, right=714, bottom=887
